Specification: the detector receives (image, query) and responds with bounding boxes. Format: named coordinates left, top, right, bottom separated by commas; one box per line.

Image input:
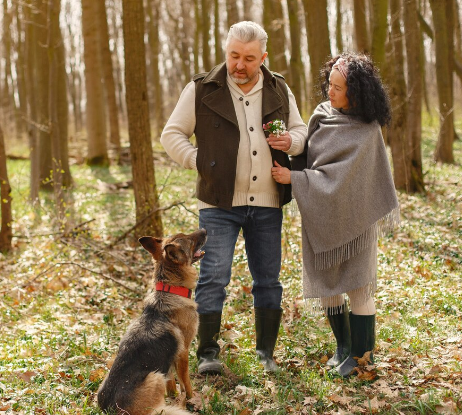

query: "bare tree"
left=404, top=0, right=425, bottom=192
left=97, top=0, right=121, bottom=158
left=0, top=123, right=12, bottom=252
left=214, top=0, right=222, bottom=65
left=353, top=0, right=369, bottom=53
left=336, top=0, right=344, bottom=53
left=429, top=0, right=454, bottom=163
left=302, top=0, right=331, bottom=112
left=146, top=0, right=164, bottom=138
left=82, top=0, right=109, bottom=166
left=370, top=0, right=388, bottom=73
left=287, top=0, right=303, bottom=109
left=264, top=0, right=289, bottom=77
left=388, top=0, right=411, bottom=191
left=122, top=0, right=163, bottom=237
left=201, top=0, right=212, bottom=71
left=48, top=0, right=66, bottom=222
left=226, top=0, right=239, bottom=28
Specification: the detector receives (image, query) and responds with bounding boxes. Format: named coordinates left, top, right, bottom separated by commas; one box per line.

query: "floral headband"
left=332, top=57, right=348, bottom=80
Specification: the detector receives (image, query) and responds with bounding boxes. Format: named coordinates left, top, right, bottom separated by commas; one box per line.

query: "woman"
left=271, top=53, right=400, bottom=377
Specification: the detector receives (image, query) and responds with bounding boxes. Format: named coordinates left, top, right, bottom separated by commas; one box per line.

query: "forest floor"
left=0, top=119, right=461, bottom=415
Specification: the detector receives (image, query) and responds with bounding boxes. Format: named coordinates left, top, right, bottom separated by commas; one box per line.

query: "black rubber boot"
left=255, top=307, right=282, bottom=372
left=326, top=306, right=351, bottom=367
left=336, top=313, right=375, bottom=377
left=196, top=312, right=223, bottom=375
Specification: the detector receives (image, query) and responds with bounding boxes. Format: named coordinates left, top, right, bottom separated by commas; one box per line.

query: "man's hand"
left=267, top=131, right=292, bottom=152
left=271, top=161, right=291, bottom=184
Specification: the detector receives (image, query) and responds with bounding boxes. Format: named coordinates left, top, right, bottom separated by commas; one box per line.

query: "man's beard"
left=229, top=69, right=258, bottom=85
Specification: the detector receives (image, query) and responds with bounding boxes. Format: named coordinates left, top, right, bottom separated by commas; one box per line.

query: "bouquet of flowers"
left=262, top=119, right=287, bottom=137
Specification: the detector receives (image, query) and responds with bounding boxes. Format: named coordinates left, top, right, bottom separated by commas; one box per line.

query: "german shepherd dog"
left=97, top=229, right=207, bottom=415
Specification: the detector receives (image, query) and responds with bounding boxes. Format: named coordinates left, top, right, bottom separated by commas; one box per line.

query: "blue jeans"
left=196, top=206, right=283, bottom=314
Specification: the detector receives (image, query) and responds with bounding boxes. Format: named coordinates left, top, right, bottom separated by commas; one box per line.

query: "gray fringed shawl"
left=291, top=102, right=400, bottom=305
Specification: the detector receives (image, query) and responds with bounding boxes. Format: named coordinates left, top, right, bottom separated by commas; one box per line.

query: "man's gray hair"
left=226, top=21, right=268, bottom=54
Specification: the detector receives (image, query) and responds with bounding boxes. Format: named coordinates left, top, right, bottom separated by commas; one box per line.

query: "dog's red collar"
left=155, top=282, right=192, bottom=299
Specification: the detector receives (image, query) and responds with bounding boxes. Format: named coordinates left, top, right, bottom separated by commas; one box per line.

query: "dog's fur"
left=97, top=229, right=207, bottom=415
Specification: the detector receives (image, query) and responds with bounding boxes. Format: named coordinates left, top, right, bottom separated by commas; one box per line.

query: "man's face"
left=226, top=38, right=267, bottom=85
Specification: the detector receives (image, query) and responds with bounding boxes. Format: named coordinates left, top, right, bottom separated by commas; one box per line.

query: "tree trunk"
left=336, top=0, right=344, bottom=53
left=287, top=0, right=303, bottom=109
left=180, top=0, right=193, bottom=81
left=264, top=0, right=289, bottom=78
left=122, top=0, right=163, bottom=237
left=201, top=0, right=212, bottom=71
left=146, top=0, right=164, bottom=138
left=226, top=0, right=239, bottom=28
left=429, top=0, right=454, bottom=163
left=48, top=0, right=66, bottom=223
left=0, top=123, right=12, bottom=252
left=353, top=0, right=369, bottom=53
left=303, top=0, right=331, bottom=113
left=82, top=0, right=109, bottom=166
left=24, top=0, right=40, bottom=202
left=194, top=0, right=200, bottom=74
left=370, top=0, right=388, bottom=73
left=36, top=0, right=53, bottom=191
left=388, top=0, right=411, bottom=192
left=242, top=0, right=253, bottom=21
left=65, top=12, right=83, bottom=134
left=14, top=2, right=28, bottom=137
left=97, top=0, right=121, bottom=158
left=57, top=26, right=72, bottom=188
left=2, top=0, right=15, bottom=136
left=404, top=0, right=425, bottom=193
left=214, top=0, right=222, bottom=66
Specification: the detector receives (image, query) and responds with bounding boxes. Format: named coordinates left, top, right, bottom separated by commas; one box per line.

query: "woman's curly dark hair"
left=320, top=52, right=391, bottom=126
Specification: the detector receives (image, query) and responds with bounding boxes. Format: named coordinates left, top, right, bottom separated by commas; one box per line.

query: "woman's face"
left=328, top=69, right=349, bottom=110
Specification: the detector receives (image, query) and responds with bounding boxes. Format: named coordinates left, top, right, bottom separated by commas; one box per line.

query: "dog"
left=97, top=229, right=207, bottom=415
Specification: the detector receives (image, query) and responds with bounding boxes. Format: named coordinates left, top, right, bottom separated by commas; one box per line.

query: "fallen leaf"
left=435, top=400, right=459, bottom=414
left=328, top=394, right=353, bottom=406
left=16, top=371, right=38, bottom=383
left=356, top=351, right=373, bottom=366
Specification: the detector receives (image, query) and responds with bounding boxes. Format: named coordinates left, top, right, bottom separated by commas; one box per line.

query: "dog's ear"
left=138, top=236, right=163, bottom=260
left=164, top=243, right=187, bottom=265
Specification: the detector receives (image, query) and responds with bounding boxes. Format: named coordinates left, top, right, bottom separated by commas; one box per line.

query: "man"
left=160, top=21, right=307, bottom=374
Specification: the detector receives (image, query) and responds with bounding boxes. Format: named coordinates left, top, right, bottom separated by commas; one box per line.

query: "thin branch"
left=109, top=201, right=184, bottom=247
left=55, top=262, right=143, bottom=294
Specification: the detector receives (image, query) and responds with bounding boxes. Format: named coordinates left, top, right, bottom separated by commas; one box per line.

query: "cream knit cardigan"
left=160, top=72, right=308, bottom=209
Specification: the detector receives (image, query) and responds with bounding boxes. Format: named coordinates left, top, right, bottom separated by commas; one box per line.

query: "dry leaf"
left=320, top=355, right=329, bottom=364
left=356, top=351, right=372, bottom=366
left=328, top=394, right=353, bottom=406
left=16, top=370, right=38, bottom=383
left=89, top=367, right=106, bottom=382
left=435, top=400, right=459, bottom=414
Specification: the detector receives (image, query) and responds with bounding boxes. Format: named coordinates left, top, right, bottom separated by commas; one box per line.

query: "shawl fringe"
left=304, top=281, right=377, bottom=316
left=314, top=206, right=400, bottom=271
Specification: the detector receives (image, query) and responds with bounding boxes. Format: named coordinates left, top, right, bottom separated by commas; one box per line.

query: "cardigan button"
left=249, top=127, right=254, bottom=132
left=239, top=97, right=243, bottom=101
left=253, top=151, right=257, bottom=156
left=250, top=196, right=254, bottom=202
left=253, top=176, right=257, bottom=181
left=245, top=101, right=249, bottom=106
left=210, top=161, right=216, bottom=167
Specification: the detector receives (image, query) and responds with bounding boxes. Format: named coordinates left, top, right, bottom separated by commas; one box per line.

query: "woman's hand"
left=271, top=161, right=291, bottom=184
